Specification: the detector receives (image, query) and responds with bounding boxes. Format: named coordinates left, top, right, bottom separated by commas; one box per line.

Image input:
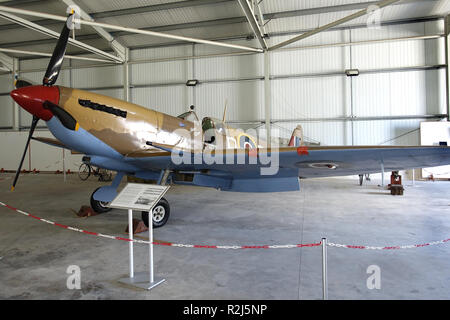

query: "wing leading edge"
left=122, top=145, right=450, bottom=192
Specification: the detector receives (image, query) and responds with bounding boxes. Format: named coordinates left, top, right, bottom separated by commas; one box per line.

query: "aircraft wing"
left=31, top=137, right=82, bottom=154
left=123, top=145, right=450, bottom=192
left=32, top=137, right=69, bottom=149
left=278, top=146, right=450, bottom=178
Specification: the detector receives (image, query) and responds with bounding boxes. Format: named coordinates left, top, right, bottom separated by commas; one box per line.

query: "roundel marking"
left=237, top=134, right=257, bottom=149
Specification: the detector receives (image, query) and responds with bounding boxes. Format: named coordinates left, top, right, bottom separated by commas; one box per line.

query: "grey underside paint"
left=124, top=147, right=450, bottom=179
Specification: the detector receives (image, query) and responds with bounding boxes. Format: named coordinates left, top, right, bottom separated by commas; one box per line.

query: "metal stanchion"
left=322, top=238, right=328, bottom=300
left=62, top=149, right=66, bottom=183
left=128, top=209, right=134, bottom=278
left=149, top=214, right=154, bottom=284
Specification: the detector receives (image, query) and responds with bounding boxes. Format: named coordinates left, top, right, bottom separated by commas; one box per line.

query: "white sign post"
left=109, top=183, right=170, bottom=290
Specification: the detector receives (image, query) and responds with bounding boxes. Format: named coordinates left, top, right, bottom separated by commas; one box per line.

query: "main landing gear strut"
left=89, top=169, right=172, bottom=228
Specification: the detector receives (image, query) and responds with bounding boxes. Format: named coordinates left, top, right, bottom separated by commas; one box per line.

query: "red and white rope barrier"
left=327, top=239, right=450, bottom=250
left=0, top=201, right=320, bottom=250
left=1, top=200, right=449, bottom=250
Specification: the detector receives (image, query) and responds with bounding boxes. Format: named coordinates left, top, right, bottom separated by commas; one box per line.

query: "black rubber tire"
left=90, top=187, right=113, bottom=213
left=142, top=197, right=170, bottom=228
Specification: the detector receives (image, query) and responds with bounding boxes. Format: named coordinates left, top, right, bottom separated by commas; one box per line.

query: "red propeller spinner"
left=10, top=85, right=59, bottom=121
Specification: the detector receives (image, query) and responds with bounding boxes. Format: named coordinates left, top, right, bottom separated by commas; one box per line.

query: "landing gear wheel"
left=90, top=187, right=112, bottom=213
left=142, top=197, right=170, bottom=228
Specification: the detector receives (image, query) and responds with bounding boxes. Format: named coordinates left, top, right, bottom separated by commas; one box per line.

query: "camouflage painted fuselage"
left=57, top=86, right=262, bottom=157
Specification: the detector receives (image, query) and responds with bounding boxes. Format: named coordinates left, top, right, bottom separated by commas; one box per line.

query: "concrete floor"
left=0, top=172, right=449, bottom=300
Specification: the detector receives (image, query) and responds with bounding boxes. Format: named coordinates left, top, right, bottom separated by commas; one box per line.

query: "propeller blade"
left=14, top=79, right=33, bottom=89
left=43, top=101, right=78, bottom=131
left=11, top=116, right=39, bottom=191
left=42, top=14, right=73, bottom=86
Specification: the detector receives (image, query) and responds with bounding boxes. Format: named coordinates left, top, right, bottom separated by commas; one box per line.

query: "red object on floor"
left=125, top=218, right=149, bottom=234
left=76, top=206, right=98, bottom=217
left=388, top=171, right=404, bottom=195
left=389, top=171, right=402, bottom=186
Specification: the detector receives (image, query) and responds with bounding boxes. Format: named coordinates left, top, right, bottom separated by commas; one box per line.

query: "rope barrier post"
left=322, top=238, right=328, bottom=300
left=62, top=149, right=66, bottom=183
left=128, top=209, right=134, bottom=278
left=149, top=211, right=154, bottom=284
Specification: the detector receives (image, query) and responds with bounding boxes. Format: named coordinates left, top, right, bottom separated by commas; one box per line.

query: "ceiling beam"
left=0, top=16, right=249, bottom=49
left=121, top=15, right=443, bottom=51
left=91, top=0, right=233, bottom=19
left=0, top=6, right=263, bottom=53
left=0, top=47, right=117, bottom=63
left=0, top=10, right=123, bottom=62
left=0, top=0, right=434, bottom=32
left=6, top=15, right=443, bottom=56
left=0, top=0, right=234, bottom=31
left=264, top=0, right=433, bottom=20
left=0, top=0, right=47, bottom=6
left=270, top=0, right=401, bottom=51
left=237, top=0, right=267, bottom=50
left=61, top=0, right=127, bottom=61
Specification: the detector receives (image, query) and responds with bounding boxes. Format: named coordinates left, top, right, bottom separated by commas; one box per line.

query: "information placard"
left=109, top=183, right=170, bottom=211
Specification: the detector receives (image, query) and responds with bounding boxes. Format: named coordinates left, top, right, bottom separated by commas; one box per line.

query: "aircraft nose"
left=10, top=85, right=59, bottom=121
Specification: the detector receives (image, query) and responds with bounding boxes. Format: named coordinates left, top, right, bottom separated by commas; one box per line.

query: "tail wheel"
left=90, top=187, right=112, bottom=213
left=142, top=197, right=170, bottom=228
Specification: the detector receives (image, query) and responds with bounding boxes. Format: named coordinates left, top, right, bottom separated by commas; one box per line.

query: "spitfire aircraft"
left=8, top=14, right=450, bottom=228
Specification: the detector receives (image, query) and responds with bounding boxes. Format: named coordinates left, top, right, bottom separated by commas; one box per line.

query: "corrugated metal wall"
left=0, top=19, right=447, bottom=170
left=266, top=20, right=446, bottom=146
left=0, top=73, right=13, bottom=128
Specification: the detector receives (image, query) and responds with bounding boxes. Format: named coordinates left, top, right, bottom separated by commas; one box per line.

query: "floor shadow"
left=365, top=192, right=392, bottom=196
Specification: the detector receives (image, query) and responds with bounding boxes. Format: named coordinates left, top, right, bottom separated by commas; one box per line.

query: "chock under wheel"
left=390, top=185, right=404, bottom=196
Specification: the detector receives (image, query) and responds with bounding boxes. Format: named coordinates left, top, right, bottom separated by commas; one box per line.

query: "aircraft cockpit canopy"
left=177, top=105, right=199, bottom=122
left=177, top=110, right=199, bottom=122
left=202, top=117, right=226, bottom=134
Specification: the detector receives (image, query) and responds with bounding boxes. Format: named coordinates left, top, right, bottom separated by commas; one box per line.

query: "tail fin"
left=288, top=125, right=304, bottom=147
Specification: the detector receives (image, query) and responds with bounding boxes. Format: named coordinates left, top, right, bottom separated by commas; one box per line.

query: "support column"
left=349, top=31, right=355, bottom=146
left=445, top=15, right=450, bottom=121
left=192, top=44, right=196, bottom=107
left=123, top=48, right=130, bottom=102
left=264, top=51, right=271, bottom=145
left=12, top=58, right=19, bottom=130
